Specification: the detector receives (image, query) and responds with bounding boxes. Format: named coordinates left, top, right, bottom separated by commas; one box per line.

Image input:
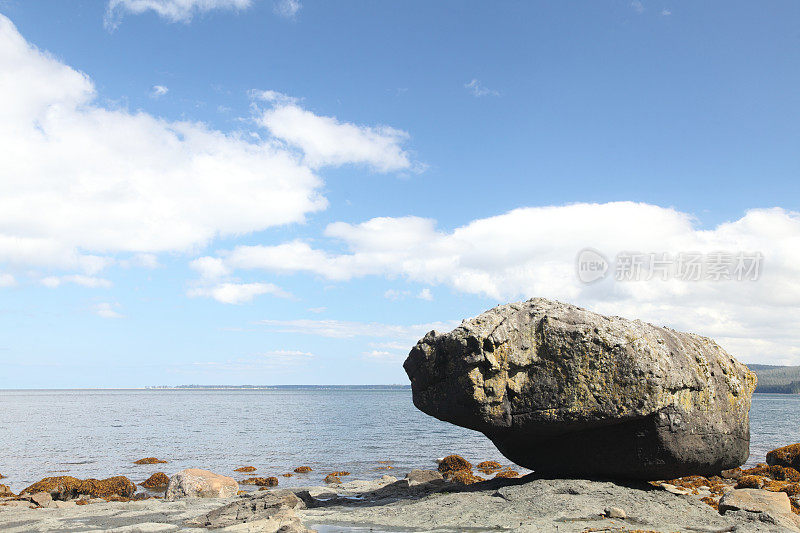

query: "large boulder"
left=165, top=468, right=238, bottom=500
left=404, top=298, right=757, bottom=480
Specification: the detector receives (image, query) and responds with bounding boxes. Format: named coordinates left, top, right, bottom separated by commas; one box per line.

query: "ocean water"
left=0, top=389, right=797, bottom=494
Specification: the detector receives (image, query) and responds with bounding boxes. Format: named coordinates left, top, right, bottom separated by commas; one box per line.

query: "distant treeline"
left=145, top=384, right=412, bottom=390
left=750, top=364, right=800, bottom=394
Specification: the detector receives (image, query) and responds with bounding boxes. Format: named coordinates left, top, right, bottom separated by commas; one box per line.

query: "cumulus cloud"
left=187, top=282, right=291, bottom=304
left=93, top=302, right=124, bottom=318
left=190, top=256, right=230, bottom=280
left=0, top=16, right=415, bottom=286
left=464, top=79, right=499, bottom=97
left=0, top=273, right=16, bottom=287
left=254, top=91, right=415, bottom=172
left=105, top=0, right=252, bottom=28
left=198, top=202, right=800, bottom=364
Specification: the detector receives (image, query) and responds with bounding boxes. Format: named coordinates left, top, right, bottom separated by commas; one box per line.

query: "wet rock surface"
left=20, top=475, right=137, bottom=500
left=404, top=298, right=757, bottom=479
left=141, top=472, right=170, bottom=489
left=767, top=443, right=800, bottom=470
left=241, top=476, right=279, bottom=487
left=134, top=457, right=168, bottom=465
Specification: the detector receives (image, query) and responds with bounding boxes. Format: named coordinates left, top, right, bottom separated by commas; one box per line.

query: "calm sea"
left=0, top=390, right=797, bottom=493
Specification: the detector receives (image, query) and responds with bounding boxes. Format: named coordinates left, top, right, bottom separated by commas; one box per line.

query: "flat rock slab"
left=185, top=489, right=309, bottom=528
left=299, top=476, right=790, bottom=533
left=1, top=476, right=794, bottom=532
left=719, top=489, right=800, bottom=531
left=0, top=497, right=235, bottom=532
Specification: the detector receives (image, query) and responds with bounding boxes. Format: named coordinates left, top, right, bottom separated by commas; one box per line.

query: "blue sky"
left=1, top=0, right=799, bottom=387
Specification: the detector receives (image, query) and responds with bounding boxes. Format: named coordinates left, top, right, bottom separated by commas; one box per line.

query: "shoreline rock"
left=140, top=472, right=169, bottom=489
left=133, top=457, right=167, bottom=465
left=405, top=297, right=757, bottom=480
left=2, top=469, right=797, bottom=532
left=20, top=475, right=136, bottom=500
left=165, top=468, right=238, bottom=500
left=241, top=476, right=279, bottom=487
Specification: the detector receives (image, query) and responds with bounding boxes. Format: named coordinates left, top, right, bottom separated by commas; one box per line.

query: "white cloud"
left=307, top=306, right=326, bottom=314
left=464, top=79, right=499, bottom=98
left=201, top=202, right=800, bottom=364
left=190, top=256, right=230, bottom=280
left=417, top=288, right=433, bottom=301
left=631, top=1, right=644, bottom=14
left=384, top=289, right=408, bottom=300
left=183, top=349, right=313, bottom=374
left=363, top=350, right=399, bottom=361
left=105, top=0, right=253, bottom=28
left=188, top=282, right=290, bottom=304
left=258, top=318, right=457, bottom=342
left=661, top=8, right=671, bottom=16
left=93, top=302, right=124, bottom=319
left=254, top=91, right=415, bottom=172
left=0, top=273, right=16, bottom=287
left=274, top=0, right=300, bottom=18
left=133, top=253, right=159, bottom=269
left=0, top=16, right=415, bottom=286
left=41, top=275, right=113, bottom=288
left=260, top=349, right=313, bottom=357
left=150, top=85, right=168, bottom=98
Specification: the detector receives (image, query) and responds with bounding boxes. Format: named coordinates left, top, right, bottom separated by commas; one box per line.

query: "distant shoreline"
left=0, top=385, right=413, bottom=391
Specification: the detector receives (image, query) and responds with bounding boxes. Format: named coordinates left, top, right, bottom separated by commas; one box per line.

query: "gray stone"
left=719, top=488, right=792, bottom=515
left=30, top=491, right=54, bottom=508
left=165, top=469, right=239, bottom=501
left=604, top=506, right=626, bottom=519
left=404, top=298, right=757, bottom=480
left=185, top=489, right=309, bottom=529
left=404, top=469, right=444, bottom=485
left=719, top=488, right=800, bottom=531
left=215, top=509, right=312, bottom=532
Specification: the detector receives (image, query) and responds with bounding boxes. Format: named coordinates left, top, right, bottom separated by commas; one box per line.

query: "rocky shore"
left=3, top=445, right=800, bottom=532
